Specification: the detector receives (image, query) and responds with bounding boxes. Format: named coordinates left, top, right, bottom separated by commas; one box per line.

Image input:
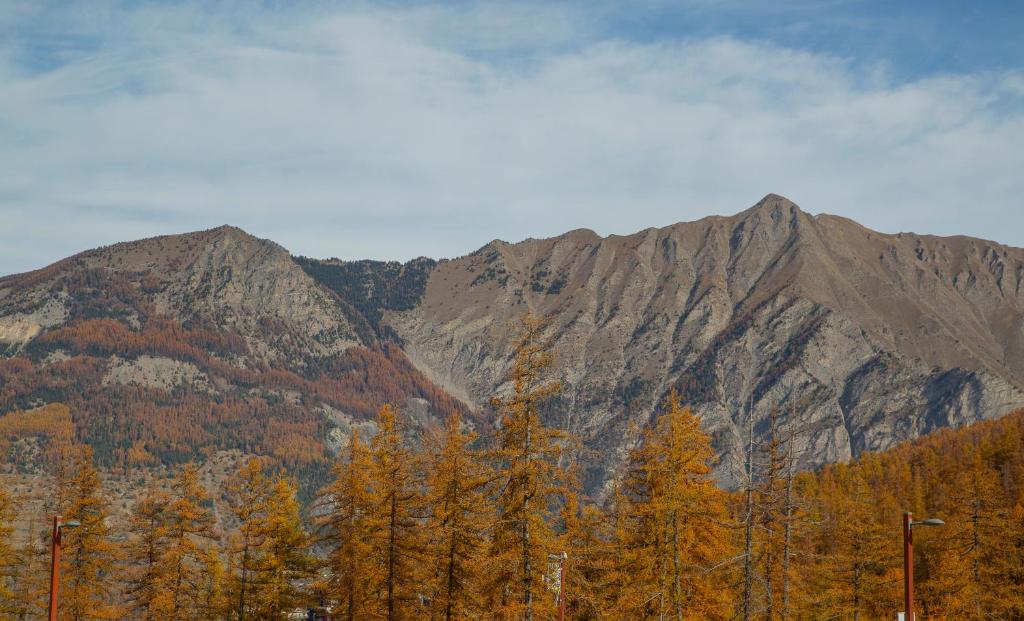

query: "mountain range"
left=2, top=194, right=1023, bottom=495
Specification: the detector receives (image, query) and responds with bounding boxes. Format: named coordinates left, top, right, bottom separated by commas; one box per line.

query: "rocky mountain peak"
left=387, top=196, right=1024, bottom=490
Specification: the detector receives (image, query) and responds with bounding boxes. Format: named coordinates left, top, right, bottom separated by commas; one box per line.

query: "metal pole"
left=558, top=552, right=567, bottom=621
left=48, top=515, right=61, bottom=621
left=903, top=512, right=913, bottom=621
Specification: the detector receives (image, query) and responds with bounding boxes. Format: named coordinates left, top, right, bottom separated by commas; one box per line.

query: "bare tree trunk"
left=388, top=490, right=397, bottom=621
left=672, top=517, right=683, bottom=621
left=743, top=393, right=755, bottom=621
left=523, top=415, right=533, bottom=621
left=781, top=447, right=795, bottom=621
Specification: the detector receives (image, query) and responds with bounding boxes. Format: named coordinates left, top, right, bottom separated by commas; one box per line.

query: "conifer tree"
left=58, top=445, right=122, bottom=620
left=259, top=476, right=313, bottom=617
left=615, top=392, right=732, bottom=620
left=0, top=483, right=17, bottom=615
left=424, top=411, right=491, bottom=621
left=225, top=458, right=312, bottom=620
left=124, top=483, right=173, bottom=620
left=930, top=451, right=1013, bottom=619
left=164, top=464, right=219, bottom=621
left=368, top=403, right=426, bottom=621
left=556, top=488, right=605, bottom=621
left=226, top=458, right=270, bottom=620
left=807, top=470, right=893, bottom=621
left=596, top=484, right=645, bottom=618
left=320, top=432, right=377, bottom=620
left=11, top=514, right=51, bottom=620
left=484, top=315, right=566, bottom=621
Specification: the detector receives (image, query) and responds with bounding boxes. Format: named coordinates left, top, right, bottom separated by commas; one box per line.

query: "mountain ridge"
left=2, top=194, right=1023, bottom=493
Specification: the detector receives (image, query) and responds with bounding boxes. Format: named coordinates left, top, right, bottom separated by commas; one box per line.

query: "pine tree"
left=58, top=445, right=122, bottom=620
left=484, top=315, right=567, bottom=621
left=614, top=391, right=733, bottom=620
left=424, top=411, right=492, bottom=621
left=320, top=432, right=378, bottom=620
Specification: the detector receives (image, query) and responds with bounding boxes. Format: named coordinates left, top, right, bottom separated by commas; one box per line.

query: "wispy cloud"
left=1, top=2, right=1022, bottom=274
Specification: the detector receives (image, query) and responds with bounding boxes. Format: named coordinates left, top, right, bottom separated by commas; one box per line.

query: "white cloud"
left=1, top=2, right=1022, bottom=275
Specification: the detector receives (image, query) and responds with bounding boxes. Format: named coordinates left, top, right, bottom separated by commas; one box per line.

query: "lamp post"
left=47, top=515, right=81, bottom=621
left=903, top=512, right=944, bottom=621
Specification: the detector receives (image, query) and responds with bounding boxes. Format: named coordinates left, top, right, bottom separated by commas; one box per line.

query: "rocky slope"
left=3, top=196, right=1023, bottom=495
left=385, top=195, right=1024, bottom=489
left=0, top=226, right=466, bottom=495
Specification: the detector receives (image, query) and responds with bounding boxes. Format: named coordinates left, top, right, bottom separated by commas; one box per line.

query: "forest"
left=1, top=317, right=1023, bottom=620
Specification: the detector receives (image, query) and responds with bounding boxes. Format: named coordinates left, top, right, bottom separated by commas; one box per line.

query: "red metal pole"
left=903, top=512, right=913, bottom=621
left=48, top=515, right=61, bottom=621
left=558, top=552, right=566, bottom=621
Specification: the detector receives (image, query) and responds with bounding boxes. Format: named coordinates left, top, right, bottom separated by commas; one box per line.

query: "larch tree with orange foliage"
left=56, top=445, right=122, bottom=621
left=483, top=315, right=568, bottom=621
left=319, top=431, right=378, bottom=621
left=124, top=482, right=173, bottom=620
left=556, top=486, right=607, bottom=620
left=0, top=483, right=17, bottom=614
left=368, top=403, right=427, bottom=620
left=258, top=476, right=313, bottom=617
left=163, top=464, right=221, bottom=621
left=804, top=468, right=894, bottom=621
left=226, top=458, right=312, bottom=619
left=424, top=411, right=492, bottom=621
left=612, top=392, right=733, bottom=621
left=930, top=450, right=1015, bottom=619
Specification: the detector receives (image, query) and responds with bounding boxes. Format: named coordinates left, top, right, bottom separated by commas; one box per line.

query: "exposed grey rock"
left=387, top=195, right=1024, bottom=490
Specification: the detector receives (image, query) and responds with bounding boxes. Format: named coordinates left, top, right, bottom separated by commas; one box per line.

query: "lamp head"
left=61, top=520, right=82, bottom=529
left=913, top=518, right=945, bottom=527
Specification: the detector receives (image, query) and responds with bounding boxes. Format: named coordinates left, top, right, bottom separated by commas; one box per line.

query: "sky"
left=1, top=1, right=1023, bottom=275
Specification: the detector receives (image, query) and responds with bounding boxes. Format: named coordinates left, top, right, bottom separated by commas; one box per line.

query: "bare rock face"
left=0, top=225, right=360, bottom=364
left=3, top=197, right=1023, bottom=497
left=387, top=195, right=1024, bottom=489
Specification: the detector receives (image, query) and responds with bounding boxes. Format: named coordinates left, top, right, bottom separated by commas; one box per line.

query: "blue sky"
left=1, top=1, right=1023, bottom=275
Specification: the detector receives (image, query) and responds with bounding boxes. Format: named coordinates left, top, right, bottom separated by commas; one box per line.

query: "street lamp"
left=903, top=512, right=944, bottom=621
left=48, top=516, right=81, bottom=621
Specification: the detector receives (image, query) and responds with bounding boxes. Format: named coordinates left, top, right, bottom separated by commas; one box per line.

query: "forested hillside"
left=0, top=226, right=468, bottom=499
left=1, top=318, right=1022, bottom=620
